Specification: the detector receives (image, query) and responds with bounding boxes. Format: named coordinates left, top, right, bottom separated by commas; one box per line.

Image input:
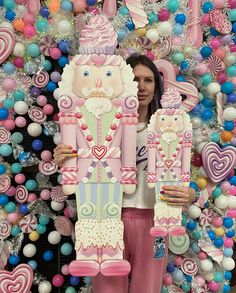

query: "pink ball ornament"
left=43, top=104, right=54, bottom=115
left=163, top=273, right=173, bottom=286
left=61, top=264, right=70, bottom=275
left=202, top=14, right=211, bottom=25
left=174, top=256, right=183, bottom=266
left=41, top=150, right=52, bottom=162
left=15, top=116, right=27, bottom=128
left=23, top=25, right=36, bottom=38
left=229, top=186, right=236, bottom=195
left=14, top=173, right=26, bottom=184
left=13, top=57, right=24, bottom=68
left=49, top=48, right=62, bottom=60
left=221, top=181, right=231, bottom=193
left=198, top=251, right=208, bottom=260
left=4, top=120, right=15, bottom=131
left=52, top=274, right=64, bottom=287
left=213, top=0, right=226, bottom=8
left=158, top=8, right=170, bottom=21
left=145, top=50, right=155, bottom=61
left=36, top=95, right=47, bottom=106
left=227, top=209, right=236, bottom=217
left=2, top=78, right=17, bottom=92
left=214, top=48, right=226, bottom=59
left=172, top=37, right=182, bottom=47
left=40, top=189, right=51, bottom=200
left=224, top=238, right=234, bottom=248
left=195, top=275, right=206, bottom=286
left=53, top=113, right=59, bottom=121
left=23, top=13, right=35, bottom=25
left=217, top=71, right=227, bottom=84
left=212, top=216, right=223, bottom=227
left=208, top=281, right=220, bottom=292
left=228, top=0, right=236, bottom=8
left=64, top=206, right=76, bottom=219
left=27, top=193, right=37, bottom=202
left=195, top=63, right=208, bottom=76
left=73, top=0, right=87, bottom=12
left=209, top=38, right=221, bottom=50
left=7, top=212, right=19, bottom=223
left=6, top=186, right=16, bottom=197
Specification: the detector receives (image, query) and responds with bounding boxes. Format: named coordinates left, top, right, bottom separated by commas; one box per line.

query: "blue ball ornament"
left=211, top=132, right=220, bottom=143
left=224, top=121, right=234, bottom=131
left=0, top=164, right=7, bottom=174
left=40, top=6, right=50, bottom=18
left=58, top=56, right=69, bottom=68
left=227, top=93, right=236, bottom=103
left=228, top=176, right=236, bottom=185
left=185, top=275, right=192, bottom=282
left=189, top=181, right=198, bottom=192
left=226, top=229, right=235, bottom=238
left=191, top=104, right=203, bottom=115
left=200, top=73, right=212, bottom=86
left=172, top=268, right=184, bottom=283
left=9, top=254, right=20, bottom=266
left=3, top=98, right=15, bottom=109
left=176, top=75, right=186, bottom=82
left=36, top=224, right=47, bottom=234
left=179, top=60, right=189, bottom=71
left=119, top=6, right=129, bottom=16
left=36, top=19, right=49, bottom=33
left=213, top=237, right=224, bottom=248
left=32, top=139, right=43, bottom=151
left=223, top=217, right=234, bottom=228
left=181, top=283, right=191, bottom=292
left=223, top=248, right=234, bottom=257
left=25, top=179, right=37, bottom=191
left=3, top=0, right=16, bottom=9
left=39, top=215, right=50, bottom=226
left=221, top=81, right=234, bottom=94
left=18, top=204, right=29, bottom=215
left=47, top=81, right=57, bottom=92
left=175, top=13, right=186, bottom=24
left=126, top=19, right=135, bottom=31
left=43, top=59, right=52, bottom=71
left=210, top=27, right=220, bottom=36
left=233, top=22, right=236, bottom=33
left=186, top=220, right=197, bottom=231
left=173, top=23, right=184, bottom=36
left=86, top=0, right=96, bottom=5
left=69, top=276, right=80, bottom=286
left=117, top=29, right=127, bottom=41
left=212, top=186, right=222, bottom=198
left=0, top=144, right=12, bottom=157
left=202, top=97, right=215, bottom=108
left=167, top=263, right=176, bottom=273
left=11, top=225, right=21, bottom=236
left=0, top=108, right=9, bottom=120
left=13, top=89, right=25, bottom=101
left=200, top=46, right=213, bottom=58
left=61, top=0, right=73, bottom=11
left=214, top=271, right=224, bottom=282
left=61, top=243, right=73, bottom=256
left=43, top=250, right=54, bottom=261
left=223, top=284, right=231, bottom=293
left=5, top=9, right=16, bottom=21
left=28, top=260, right=38, bottom=270
left=59, top=40, right=69, bottom=53
left=201, top=109, right=213, bottom=121
left=0, top=194, right=9, bottom=206
left=224, top=271, right=232, bottom=280
left=208, top=230, right=216, bottom=241
left=3, top=63, right=16, bottom=74
left=202, top=2, right=213, bottom=13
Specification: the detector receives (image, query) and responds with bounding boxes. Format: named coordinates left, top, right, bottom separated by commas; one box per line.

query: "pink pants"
left=93, top=208, right=168, bottom=293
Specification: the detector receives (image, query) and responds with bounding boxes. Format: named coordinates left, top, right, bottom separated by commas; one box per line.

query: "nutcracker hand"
left=63, top=185, right=76, bottom=195
left=123, top=184, right=136, bottom=194
left=148, top=183, right=155, bottom=189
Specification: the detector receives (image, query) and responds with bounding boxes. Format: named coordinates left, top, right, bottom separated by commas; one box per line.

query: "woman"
left=54, top=54, right=196, bottom=293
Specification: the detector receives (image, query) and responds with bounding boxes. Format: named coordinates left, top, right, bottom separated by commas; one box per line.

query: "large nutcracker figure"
left=56, top=15, right=138, bottom=277
left=147, top=88, right=192, bottom=237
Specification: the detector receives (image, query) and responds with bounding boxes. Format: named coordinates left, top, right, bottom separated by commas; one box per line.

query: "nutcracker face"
left=155, top=114, right=184, bottom=133
left=73, top=65, right=124, bottom=100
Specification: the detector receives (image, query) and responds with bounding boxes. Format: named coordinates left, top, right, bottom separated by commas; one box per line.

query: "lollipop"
left=169, top=234, right=190, bottom=255
left=0, top=28, right=16, bottom=64
left=205, top=55, right=222, bottom=76
left=19, top=214, right=37, bottom=233
left=15, top=185, right=29, bottom=204
left=0, top=219, right=11, bottom=239
left=0, top=175, right=11, bottom=193
left=181, top=258, right=198, bottom=276
left=28, top=106, right=47, bottom=124
left=32, top=71, right=49, bottom=88
left=0, top=127, right=11, bottom=144
left=50, top=186, right=68, bottom=203
left=38, top=160, right=58, bottom=175
left=39, top=36, right=57, bottom=56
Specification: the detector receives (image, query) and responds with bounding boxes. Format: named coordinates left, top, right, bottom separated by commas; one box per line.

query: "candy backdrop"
left=0, top=0, right=236, bottom=292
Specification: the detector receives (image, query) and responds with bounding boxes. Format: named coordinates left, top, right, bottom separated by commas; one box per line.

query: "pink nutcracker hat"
left=160, top=87, right=182, bottom=109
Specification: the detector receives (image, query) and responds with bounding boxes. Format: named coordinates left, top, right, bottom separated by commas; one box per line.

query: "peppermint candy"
left=181, top=258, right=198, bottom=276
left=0, top=175, right=11, bottom=193
left=51, top=186, right=68, bottom=203
left=0, top=219, right=11, bottom=239
left=38, top=160, right=58, bottom=175
left=32, top=70, right=49, bottom=88
left=205, top=55, right=222, bottom=76
left=0, top=28, right=15, bottom=64
left=19, top=214, right=37, bottom=234
left=28, top=106, right=47, bottom=124
left=0, top=127, right=11, bottom=144
left=199, top=209, right=214, bottom=227
left=15, top=185, right=29, bottom=204
left=39, top=36, right=57, bottom=56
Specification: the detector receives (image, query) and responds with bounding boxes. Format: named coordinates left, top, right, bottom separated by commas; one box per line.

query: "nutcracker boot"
left=69, top=219, right=100, bottom=276
left=99, top=219, right=130, bottom=276
left=168, top=216, right=186, bottom=236
left=150, top=217, right=168, bottom=237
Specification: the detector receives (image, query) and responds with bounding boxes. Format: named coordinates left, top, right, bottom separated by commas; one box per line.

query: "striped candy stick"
left=125, top=0, right=148, bottom=28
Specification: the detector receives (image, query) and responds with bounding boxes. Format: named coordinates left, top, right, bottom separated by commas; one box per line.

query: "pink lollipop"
left=205, top=55, right=222, bottom=76
left=15, top=185, right=29, bottom=203
left=181, top=258, right=198, bottom=276
left=19, top=214, right=37, bottom=233
left=0, top=219, right=11, bottom=239
left=0, top=128, right=11, bottom=144
left=0, top=28, right=15, bottom=64
left=0, top=175, right=11, bottom=193
left=32, top=71, right=49, bottom=88
left=28, top=106, right=47, bottom=123
left=38, top=160, right=58, bottom=175
left=0, top=264, right=33, bottom=293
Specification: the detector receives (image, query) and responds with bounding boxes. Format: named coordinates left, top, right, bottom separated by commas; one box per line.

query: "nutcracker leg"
left=168, top=213, right=186, bottom=236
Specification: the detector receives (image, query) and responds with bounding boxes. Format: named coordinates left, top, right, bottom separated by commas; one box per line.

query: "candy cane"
left=155, top=59, right=199, bottom=112
left=124, top=0, right=148, bottom=28
left=103, top=0, right=117, bottom=17
left=186, top=0, right=203, bottom=47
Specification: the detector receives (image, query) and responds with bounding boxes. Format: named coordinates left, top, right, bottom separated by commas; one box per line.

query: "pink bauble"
left=228, top=0, right=236, bottom=8
left=145, top=50, right=155, bottom=61
left=27, top=193, right=37, bottom=202
left=208, top=281, right=220, bottom=291
left=174, top=256, right=183, bottom=266
left=53, top=113, right=59, bottom=121
left=214, top=48, right=226, bottom=59
left=73, top=0, right=87, bottom=12
left=220, top=181, right=231, bottom=192
left=158, top=8, right=170, bottom=21
left=217, top=71, right=227, bottom=84
left=61, top=264, right=70, bottom=275
left=13, top=57, right=24, bottom=68
left=230, top=44, right=236, bottom=53
left=37, top=95, right=48, bottom=106
left=64, top=207, right=76, bottom=219
left=224, top=237, right=234, bottom=248
left=23, top=13, right=35, bottom=25
left=52, top=274, right=64, bottom=287
left=4, top=120, right=15, bottom=131
left=2, top=78, right=17, bottom=92
left=202, top=14, right=210, bottom=25
left=6, top=186, right=16, bottom=197
left=7, top=212, right=19, bottom=223
left=172, top=37, right=182, bottom=46
left=49, top=48, right=62, bottom=60
left=198, top=251, right=208, bottom=260
left=195, top=275, right=206, bottom=286
left=41, top=150, right=52, bottom=162
left=212, top=216, right=223, bottom=227
left=163, top=274, right=173, bottom=286
left=227, top=208, right=236, bottom=217
left=23, top=25, right=36, bottom=38
left=195, top=63, right=208, bottom=76
left=40, top=189, right=51, bottom=200
left=14, top=173, right=26, bottom=184
left=43, top=104, right=54, bottom=115
left=213, top=0, right=226, bottom=8
left=209, top=38, right=221, bottom=50
left=229, top=186, right=236, bottom=195
left=15, top=116, right=27, bottom=128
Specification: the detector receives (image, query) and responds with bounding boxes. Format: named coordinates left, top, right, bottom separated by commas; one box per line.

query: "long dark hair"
left=126, top=54, right=164, bottom=121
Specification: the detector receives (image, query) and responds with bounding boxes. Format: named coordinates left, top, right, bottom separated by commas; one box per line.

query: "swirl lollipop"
left=0, top=28, right=15, bottom=64
left=32, top=71, right=49, bottom=88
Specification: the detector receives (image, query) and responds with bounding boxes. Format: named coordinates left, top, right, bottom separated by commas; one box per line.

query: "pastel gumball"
left=221, top=257, right=235, bottom=270
left=14, top=173, right=26, bottom=184
left=38, top=281, right=52, bottom=293
left=41, top=150, right=52, bottom=162
left=27, top=123, right=42, bottom=137
left=200, top=259, right=213, bottom=271
left=61, top=264, right=70, bottom=275
left=36, top=95, right=47, bottom=106
left=23, top=243, right=37, bottom=257
left=212, top=216, right=223, bottom=227
left=223, top=107, right=236, bottom=120
left=198, top=251, right=208, bottom=260
left=40, top=189, right=51, bottom=200
left=195, top=275, right=206, bottom=286
left=48, top=231, right=61, bottom=245
left=208, top=281, right=220, bottom=292
left=220, top=181, right=231, bottom=192
left=14, top=101, right=29, bottom=115
left=52, top=274, right=64, bottom=287
left=43, top=104, right=54, bottom=115
left=174, top=256, right=183, bottom=266
left=7, top=212, right=19, bottom=223
left=213, top=0, right=226, bottom=9
left=4, top=120, right=15, bottom=131
left=15, top=116, right=27, bottom=127
left=187, top=205, right=201, bottom=219
left=2, top=78, right=17, bottom=92
left=224, top=238, right=234, bottom=248
left=27, top=193, right=37, bottom=202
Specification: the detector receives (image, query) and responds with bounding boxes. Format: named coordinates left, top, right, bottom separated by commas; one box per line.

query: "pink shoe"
left=100, top=260, right=131, bottom=276
left=150, top=226, right=168, bottom=237
left=168, top=225, right=186, bottom=236
left=69, top=260, right=100, bottom=276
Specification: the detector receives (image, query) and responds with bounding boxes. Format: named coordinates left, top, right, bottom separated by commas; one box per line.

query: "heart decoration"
left=164, top=160, right=173, bottom=168
left=202, top=142, right=236, bottom=183
left=91, top=54, right=106, bottom=67
left=0, top=28, right=15, bottom=65
left=92, top=146, right=107, bottom=160
left=0, top=264, right=33, bottom=293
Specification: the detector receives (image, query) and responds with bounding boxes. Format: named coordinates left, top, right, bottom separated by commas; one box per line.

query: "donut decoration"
left=169, top=234, right=190, bottom=255
left=32, top=71, right=49, bottom=88
left=0, top=219, right=11, bottom=240
left=199, top=209, right=214, bottom=227
left=0, top=175, right=11, bottom=193
left=180, top=258, right=198, bottom=276
left=19, top=214, right=38, bottom=234
left=38, top=160, right=58, bottom=175
left=15, top=185, right=29, bottom=204
left=28, top=106, right=47, bottom=124
left=50, top=186, right=68, bottom=203
left=0, top=264, right=33, bottom=293
left=0, top=27, right=15, bottom=64
left=0, top=127, right=11, bottom=144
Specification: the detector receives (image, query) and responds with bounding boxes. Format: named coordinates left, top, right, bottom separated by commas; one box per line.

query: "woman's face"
left=133, top=64, right=155, bottom=109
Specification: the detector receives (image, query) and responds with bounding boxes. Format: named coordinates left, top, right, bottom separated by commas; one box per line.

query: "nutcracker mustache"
left=82, top=87, right=113, bottom=98
left=85, top=97, right=113, bottom=118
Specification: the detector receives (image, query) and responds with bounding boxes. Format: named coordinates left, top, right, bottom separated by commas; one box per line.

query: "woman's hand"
left=160, top=185, right=196, bottom=207
left=53, top=144, right=77, bottom=167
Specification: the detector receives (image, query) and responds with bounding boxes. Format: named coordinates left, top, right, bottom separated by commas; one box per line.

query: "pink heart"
left=164, top=160, right=173, bottom=168
left=0, top=264, right=33, bottom=293
left=0, top=28, right=15, bottom=65
left=91, top=54, right=106, bottom=67
left=92, top=146, right=107, bottom=160
left=202, top=142, right=236, bottom=183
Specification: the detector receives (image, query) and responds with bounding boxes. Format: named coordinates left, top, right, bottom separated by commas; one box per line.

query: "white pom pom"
left=223, top=107, right=236, bottom=121
left=221, top=257, right=235, bottom=271
left=207, top=82, right=221, bottom=96
left=214, top=195, right=229, bottom=209
left=38, top=281, right=52, bottom=293
left=199, top=259, right=213, bottom=271
left=157, top=21, right=172, bottom=37
left=51, top=201, right=65, bottom=211
left=187, top=205, right=201, bottom=219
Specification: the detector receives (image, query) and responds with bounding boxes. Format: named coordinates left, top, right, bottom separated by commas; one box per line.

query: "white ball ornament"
left=14, top=101, right=29, bottom=115
left=203, top=271, right=214, bottom=281
left=38, top=281, right=52, bottom=293
left=223, top=107, right=236, bottom=121
left=157, top=21, right=172, bottom=37
left=214, top=195, right=229, bottom=209
left=145, top=28, right=160, bottom=43
left=187, top=205, right=201, bottom=219
left=51, top=201, right=65, bottom=211
left=196, top=142, right=207, bottom=154
left=183, top=46, right=194, bottom=58
left=13, top=42, right=25, bottom=57
left=228, top=196, right=236, bottom=208
left=191, top=117, right=202, bottom=129
left=23, top=243, right=37, bottom=257
left=53, top=132, right=61, bottom=145
left=199, top=259, right=213, bottom=271
left=53, top=88, right=60, bottom=100
left=48, top=231, right=61, bottom=245
left=223, top=54, right=235, bottom=66
left=221, top=257, right=235, bottom=271
left=27, top=123, right=42, bottom=137
left=207, top=82, right=221, bottom=96
left=58, top=20, right=72, bottom=34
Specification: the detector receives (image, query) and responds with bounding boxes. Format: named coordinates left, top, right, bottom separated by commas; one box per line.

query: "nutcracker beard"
left=85, top=97, right=113, bottom=118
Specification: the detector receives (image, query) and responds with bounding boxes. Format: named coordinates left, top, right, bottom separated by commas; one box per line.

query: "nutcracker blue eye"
left=161, top=117, right=165, bottom=121
left=105, top=71, right=112, bottom=77
left=174, top=117, right=178, bottom=121
left=82, top=70, right=89, bottom=77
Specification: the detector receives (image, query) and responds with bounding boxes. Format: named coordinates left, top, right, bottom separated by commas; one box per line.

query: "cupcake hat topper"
left=160, top=87, right=182, bottom=109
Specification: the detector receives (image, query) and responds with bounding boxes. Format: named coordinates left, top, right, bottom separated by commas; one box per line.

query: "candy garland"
left=0, top=0, right=236, bottom=292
